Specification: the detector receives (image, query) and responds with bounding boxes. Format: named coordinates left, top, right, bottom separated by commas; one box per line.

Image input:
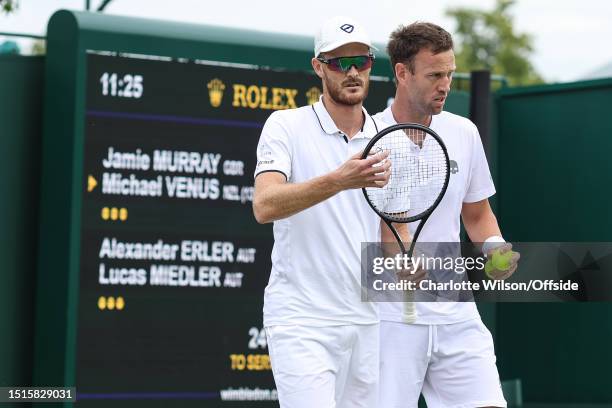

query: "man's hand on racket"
left=331, top=149, right=391, bottom=190
left=382, top=222, right=428, bottom=286
left=396, top=258, right=427, bottom=286
left=484, top=243, right=520, bottom=280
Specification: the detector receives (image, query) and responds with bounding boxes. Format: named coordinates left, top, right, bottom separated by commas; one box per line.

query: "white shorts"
left=379, top=319, right=506, bottom=408
left=266, top=323, right=379, bottom=408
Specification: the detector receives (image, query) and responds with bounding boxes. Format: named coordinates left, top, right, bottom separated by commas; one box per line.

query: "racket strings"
left=365, top=128, right=448, bottom=222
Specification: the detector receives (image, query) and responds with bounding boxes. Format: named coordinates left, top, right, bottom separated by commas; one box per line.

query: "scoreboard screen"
left=57, top=50, right=395, bottom=406
left=78, top=51, right=287, bottom=405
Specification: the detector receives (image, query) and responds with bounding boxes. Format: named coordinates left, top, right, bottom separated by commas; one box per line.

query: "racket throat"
left=408, top=217, right=427, bottom=257
left=387, top=221, right=408, bottom=255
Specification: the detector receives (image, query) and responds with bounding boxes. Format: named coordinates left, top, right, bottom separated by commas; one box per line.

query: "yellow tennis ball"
left=492, top=250, right=513, bottom=271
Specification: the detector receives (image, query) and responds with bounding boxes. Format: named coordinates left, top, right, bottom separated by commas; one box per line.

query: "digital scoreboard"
left=36, top=11, right=398, bottom=407
left=78, top=51, right=294, bottom=405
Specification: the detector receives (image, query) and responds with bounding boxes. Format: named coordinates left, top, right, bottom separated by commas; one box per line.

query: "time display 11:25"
left=100, top=73, right=143, bottom=98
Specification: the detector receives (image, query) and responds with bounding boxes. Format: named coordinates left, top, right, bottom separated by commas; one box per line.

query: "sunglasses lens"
left=329, top=56, right=372, bottom=72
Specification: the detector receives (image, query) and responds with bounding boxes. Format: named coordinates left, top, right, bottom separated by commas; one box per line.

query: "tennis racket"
left=361, top=123, right=450, bottom=322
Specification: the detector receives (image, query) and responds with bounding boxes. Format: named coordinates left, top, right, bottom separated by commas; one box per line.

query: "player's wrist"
left=482, top=235, right=506, bottom=255
left=323, top=170, right=345, bottom=193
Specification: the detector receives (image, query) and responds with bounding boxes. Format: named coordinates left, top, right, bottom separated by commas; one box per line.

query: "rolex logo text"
left=232, top=84, right=298, bottom=110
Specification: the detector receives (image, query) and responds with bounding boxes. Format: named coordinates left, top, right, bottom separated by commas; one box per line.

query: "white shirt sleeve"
left=463, top=122, right=496, bottom=203
left=254, top=111, right=292, bottom=181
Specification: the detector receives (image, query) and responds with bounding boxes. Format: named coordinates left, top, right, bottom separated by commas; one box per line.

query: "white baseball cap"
left=314, top=16, right=376, bottom=56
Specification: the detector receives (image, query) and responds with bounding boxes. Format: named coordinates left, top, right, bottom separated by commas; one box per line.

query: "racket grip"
left=402, top=290, right=417, bottom=323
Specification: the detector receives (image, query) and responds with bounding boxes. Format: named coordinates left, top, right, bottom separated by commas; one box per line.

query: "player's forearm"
left=380, top=221, right=411, bottom=255
left=462, top=208, right=502, bottom=243
left=253, top=172, right=343, bottom=223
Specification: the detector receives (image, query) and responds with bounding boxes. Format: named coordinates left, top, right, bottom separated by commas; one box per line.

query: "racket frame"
left=361, top=122, right=451, bottom=257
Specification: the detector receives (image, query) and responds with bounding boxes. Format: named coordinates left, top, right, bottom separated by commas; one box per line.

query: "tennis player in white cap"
left=253, top=15, right=388, bottom=408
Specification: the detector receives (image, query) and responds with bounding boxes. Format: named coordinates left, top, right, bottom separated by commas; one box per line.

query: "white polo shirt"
left=255, top=98, right=385, bottom=327
left=373, top=107, right=496, bottom=325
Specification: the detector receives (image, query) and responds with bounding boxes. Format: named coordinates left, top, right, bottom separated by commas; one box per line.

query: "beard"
left=410, top=92, right=445, bottom=116
left=323, top=73, right=370, bottom=106
left=430, top=102, right=444, bottom=115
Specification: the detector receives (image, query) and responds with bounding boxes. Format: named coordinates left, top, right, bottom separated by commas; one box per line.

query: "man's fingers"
left=412, top=269, right=427, bottom=284
left=488, top=252, right=519, bottom=279
left=397, top=267, right=427, bottom=285
left=367, top=170, right=391, bottom=187
left=486, top=242, right=512, bottom=258
left=369, top=180, right=389, bottom=188
left=362, top=149, right=390, bottom=166
left=351, top=149, right=368, bottom=159
left=492, top=263, right=517, bottom=280
left=507, top=263, right=518, bottom=275
left=365, top=160, right=391, bottom=176
left=496, top=243, right=513, bottom=255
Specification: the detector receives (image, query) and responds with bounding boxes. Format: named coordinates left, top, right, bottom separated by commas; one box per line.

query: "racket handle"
left=402, top=290, right=417, bottom=323
left=402, top=248, right=417, bottom=323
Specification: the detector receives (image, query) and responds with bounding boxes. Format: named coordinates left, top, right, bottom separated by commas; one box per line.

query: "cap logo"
left=340, top=24, right=354, bottom=33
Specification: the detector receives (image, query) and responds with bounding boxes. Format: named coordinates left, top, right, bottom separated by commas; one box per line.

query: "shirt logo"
left=450, top=160, right=459, bottom=175
left=340, top=24, right=354, bottom=33
left=256, top=159, right=274, bottom=168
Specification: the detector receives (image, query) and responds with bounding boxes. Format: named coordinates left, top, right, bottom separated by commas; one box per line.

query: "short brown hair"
left=387, top=22, right=453, bottom=74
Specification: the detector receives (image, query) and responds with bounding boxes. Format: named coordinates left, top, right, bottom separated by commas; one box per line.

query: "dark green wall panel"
left=495, top=79, right=612, bottom=404
left=0, top=56, right=44, bottom=391
left=496, top=80, right=612, bottom=242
